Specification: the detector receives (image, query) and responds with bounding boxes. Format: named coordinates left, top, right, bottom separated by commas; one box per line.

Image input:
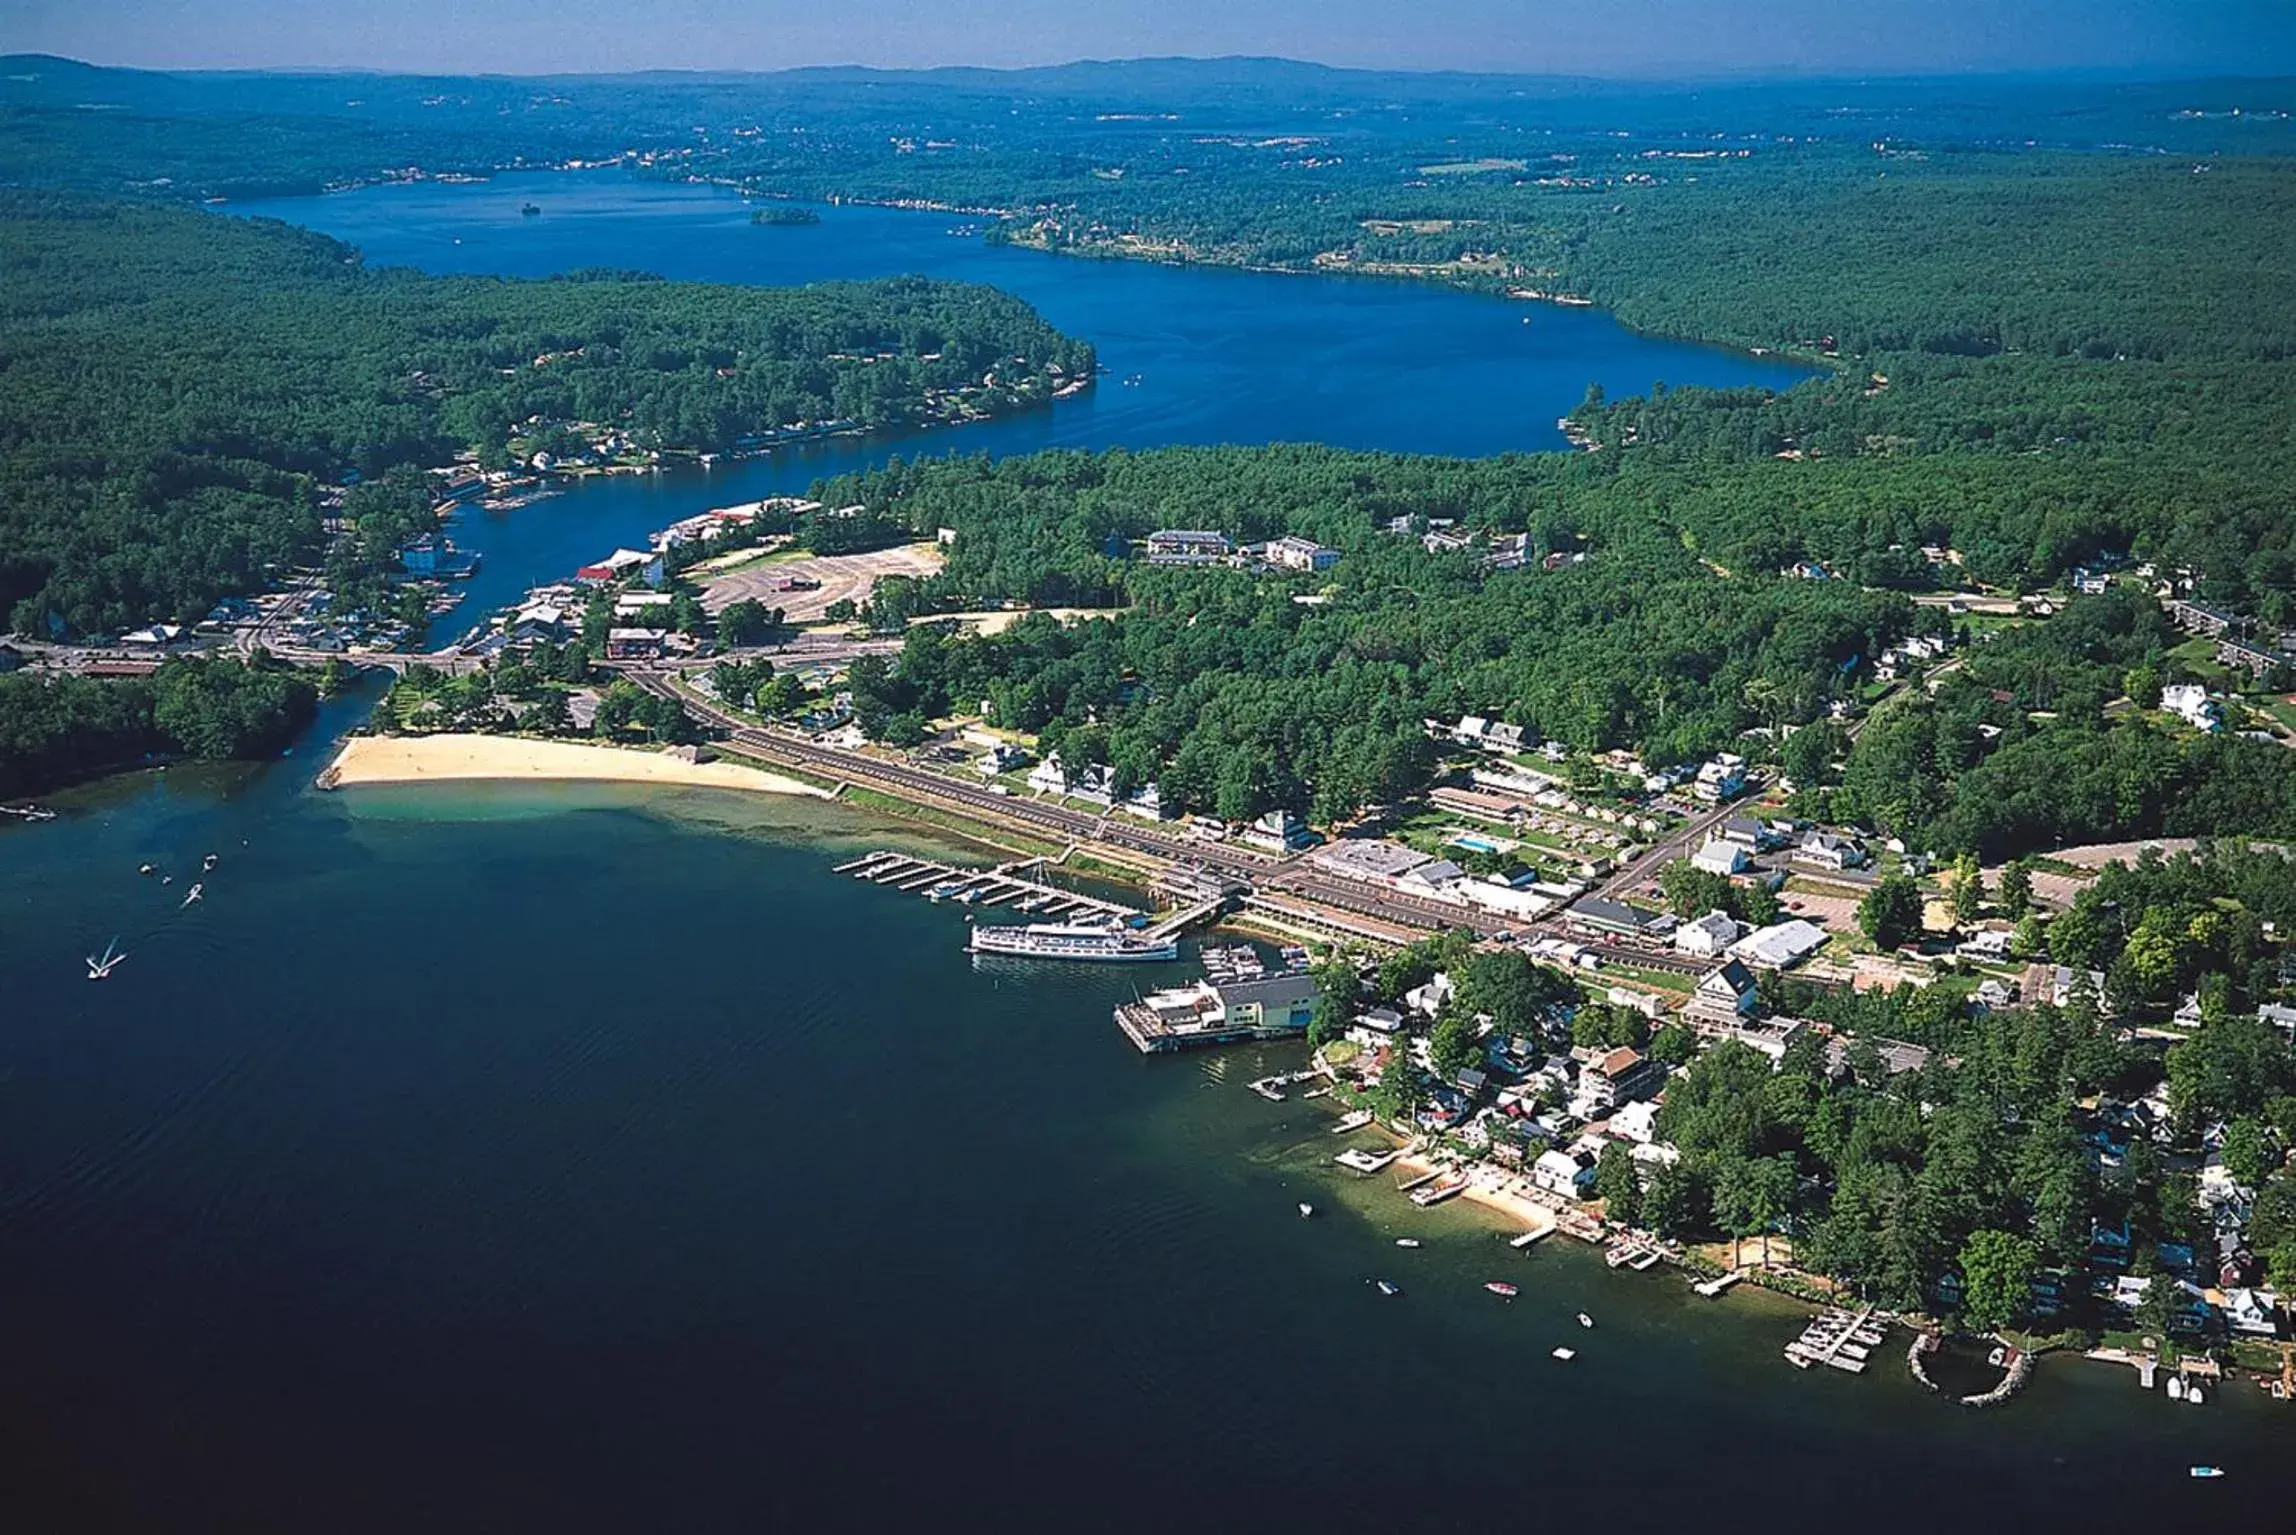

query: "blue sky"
left=5, top=0, right=2293, bottom=77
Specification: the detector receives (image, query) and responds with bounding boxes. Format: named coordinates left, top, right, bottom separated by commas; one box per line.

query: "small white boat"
left=2186, top=1384, right=2205, bottom=1406
left=2190, top=1466, right=2224, bottom=1479
left=1577, top=1312, right=1595, bottom=1329
left=138, top=863, right=156, bottom=876
left=2167, top=1376, right=2185, bottom=1401
left=1485, top=1282, right=1519, bottom=1299
left=181, top=882, right=204, bottom=907
left=1297, top=1202, right=1314, bottom=1219
left=86, top=938, right=127, bottom=980
left=1394, top=1238, right=1421, bottom=1249
left=1375, top=1279, right=1400, bottom=1297
left=203, top=853, right=219, bottom=870
left=1551, top=1347, right=1576, bottom=1361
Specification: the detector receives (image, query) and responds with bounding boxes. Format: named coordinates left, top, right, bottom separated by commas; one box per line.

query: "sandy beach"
left=319, top=734, right=834, bottom=798
left=1387, top=1149, right=1562, bottom=1241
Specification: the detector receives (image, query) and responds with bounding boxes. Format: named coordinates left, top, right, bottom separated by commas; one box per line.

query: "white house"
left=1026, top=753, right=1114, bottom=807
left=1403, top=973, right=1456, bottom=1019
left=2162, top=682, right=2220, bottom=733
left=1687, top=959, right=1761, bottom=1023
left=1693, top=753, right=1748, bottom=802
left=1690, top=839, right=1747, bottom=876
left=1674, top=910, right=1742, bottom=958
left=1532, top=1148, right=1598, bottom=1199
left=1792, top=831, right=1868, bottom=871
left=1609, top=1099, right=1663, bottom=1145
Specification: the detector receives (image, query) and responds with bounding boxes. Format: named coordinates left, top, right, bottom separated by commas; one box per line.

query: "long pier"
left=833, top=850, right=1143, bottom=922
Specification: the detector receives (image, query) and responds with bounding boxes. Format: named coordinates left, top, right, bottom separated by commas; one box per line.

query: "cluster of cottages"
left=1141, top=529, right=1340, bottom=573
left=1332, top=966, right=1927, bottom=1209
left=2082, top=1090, right=2285, bottom=1339
left=1018, top=750, right=1315, bottom=850
left=1428, top=713, right=1750, bottom=805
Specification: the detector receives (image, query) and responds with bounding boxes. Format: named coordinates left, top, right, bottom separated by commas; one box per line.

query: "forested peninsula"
left=0, top=192, right=1091, bottom=636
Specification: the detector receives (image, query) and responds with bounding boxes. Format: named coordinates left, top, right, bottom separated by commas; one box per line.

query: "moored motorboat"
left=2190, top=1466, right=2224, bottom=1479
left=1577, top=1312, right=1594, bottom=1329
left=1297, top=1202, right=1314, bottom=1219
left=1394, top=1238, right=1420, bottom=1249
left=1484, top=1282, right=1519, bottom=1299
left=1374, top=1279, right=1400, bottom=1297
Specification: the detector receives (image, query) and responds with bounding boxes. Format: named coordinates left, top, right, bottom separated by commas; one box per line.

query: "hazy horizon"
left=6, top=0, right=2294, bottom=81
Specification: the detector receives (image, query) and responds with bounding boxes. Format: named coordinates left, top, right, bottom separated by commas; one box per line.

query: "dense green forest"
left=0, top=657, right=318, bottom=797
left=0, top=193, right=1090, bottom=635
left=817, top=445, right=2296, bottom=854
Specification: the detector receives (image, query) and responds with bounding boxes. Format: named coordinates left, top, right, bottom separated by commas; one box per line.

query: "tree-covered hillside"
left=0, top=193, right=1091, bottom=634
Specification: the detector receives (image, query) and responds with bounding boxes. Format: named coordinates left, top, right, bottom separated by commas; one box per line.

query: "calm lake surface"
left=231, top=170, right=1816, bottom=624
left=0, top=176, right=2284, bottom=1531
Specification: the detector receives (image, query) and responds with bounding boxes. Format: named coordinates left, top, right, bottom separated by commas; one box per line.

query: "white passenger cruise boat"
left=967, top=922, right=1178, bottom=963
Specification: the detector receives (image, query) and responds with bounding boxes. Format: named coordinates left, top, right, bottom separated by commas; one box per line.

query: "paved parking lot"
left=701, top=544, right=944, bottom=624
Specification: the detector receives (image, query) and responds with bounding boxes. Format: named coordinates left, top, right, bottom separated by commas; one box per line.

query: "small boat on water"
left=1484, top=1282, right=1519, bottom=1299
left=1395, top=1238, right=1421, bottom=1249
left=181, top=882, right=204, bottom=907
left=138, top=863, right=156, bottom=876
left=86, top=938, right=127, bottom=980
left=2190, top=1466, right=2224, bottom=1479
left=2167, top=1376, right=2186, bottom=1401
left=1297, top=1202, right=1315, bottom=1219
left=1577, top=1312, right=1595, bottom=1329
left=1374, top=1279, right=1400, bottom=1297
left=203, top=852, right=219, bottom=870
left=1551, top=1347, right=1576, bottom=1361
left=2186, top=1384, right=2205, bottom=1406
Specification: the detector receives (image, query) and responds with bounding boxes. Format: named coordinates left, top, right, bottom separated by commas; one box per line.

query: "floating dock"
left=835, top=851, right=1143, bottom=923
left=1784, top=1307, right=1886, bottom=1373
left=1335, top=1147, right=1400, bottom=1175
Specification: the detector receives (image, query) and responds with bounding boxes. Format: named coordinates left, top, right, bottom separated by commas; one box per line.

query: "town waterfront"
left=0, top=176, right=2286, bottom=1530
left=4, top=738, right=2291, bottom=1531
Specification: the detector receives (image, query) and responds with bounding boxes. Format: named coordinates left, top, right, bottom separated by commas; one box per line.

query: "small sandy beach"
left=319, top=734, right=833, bottom=798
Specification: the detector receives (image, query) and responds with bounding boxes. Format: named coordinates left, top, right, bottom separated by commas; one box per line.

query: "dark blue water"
left=0, top=176, right=2283, bottom=1531
left=232, top=170, right=1814, bottom=623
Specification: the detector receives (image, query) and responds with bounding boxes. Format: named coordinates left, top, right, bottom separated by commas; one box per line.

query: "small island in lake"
left=751, top=205, right=822, bottom=227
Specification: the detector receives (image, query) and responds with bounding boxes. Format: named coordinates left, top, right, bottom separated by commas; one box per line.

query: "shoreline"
left=318, top=733, right=835, bottom=798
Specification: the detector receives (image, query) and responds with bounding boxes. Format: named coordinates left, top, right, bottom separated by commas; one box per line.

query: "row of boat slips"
left=1785, top=1307, right=1888, bottom=1373
left=833, top=850, right=1140, bottom=922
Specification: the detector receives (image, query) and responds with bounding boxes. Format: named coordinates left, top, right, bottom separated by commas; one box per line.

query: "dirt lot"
left=700, top=543, right=944, bottom=624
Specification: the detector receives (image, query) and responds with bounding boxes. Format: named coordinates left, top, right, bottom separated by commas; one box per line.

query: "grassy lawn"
left=1600, top=963, right=1697, bottom=995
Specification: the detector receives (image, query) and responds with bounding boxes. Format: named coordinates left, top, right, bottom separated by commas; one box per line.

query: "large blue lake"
left=0, top=174, right=2283, bottom=1532
left=234, top=170, right=1814, bottom=620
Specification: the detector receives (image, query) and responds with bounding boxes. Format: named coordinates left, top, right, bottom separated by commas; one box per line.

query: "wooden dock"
left=1784, top=1307, right=1886, bottom=1373
left=834, top=850, right=1142, bottom=922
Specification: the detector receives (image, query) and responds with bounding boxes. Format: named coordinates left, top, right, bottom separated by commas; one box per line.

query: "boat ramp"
left=834, top=850, right=1140, bottom=921
left=1784, top=1306, right=1887, bottom=1373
